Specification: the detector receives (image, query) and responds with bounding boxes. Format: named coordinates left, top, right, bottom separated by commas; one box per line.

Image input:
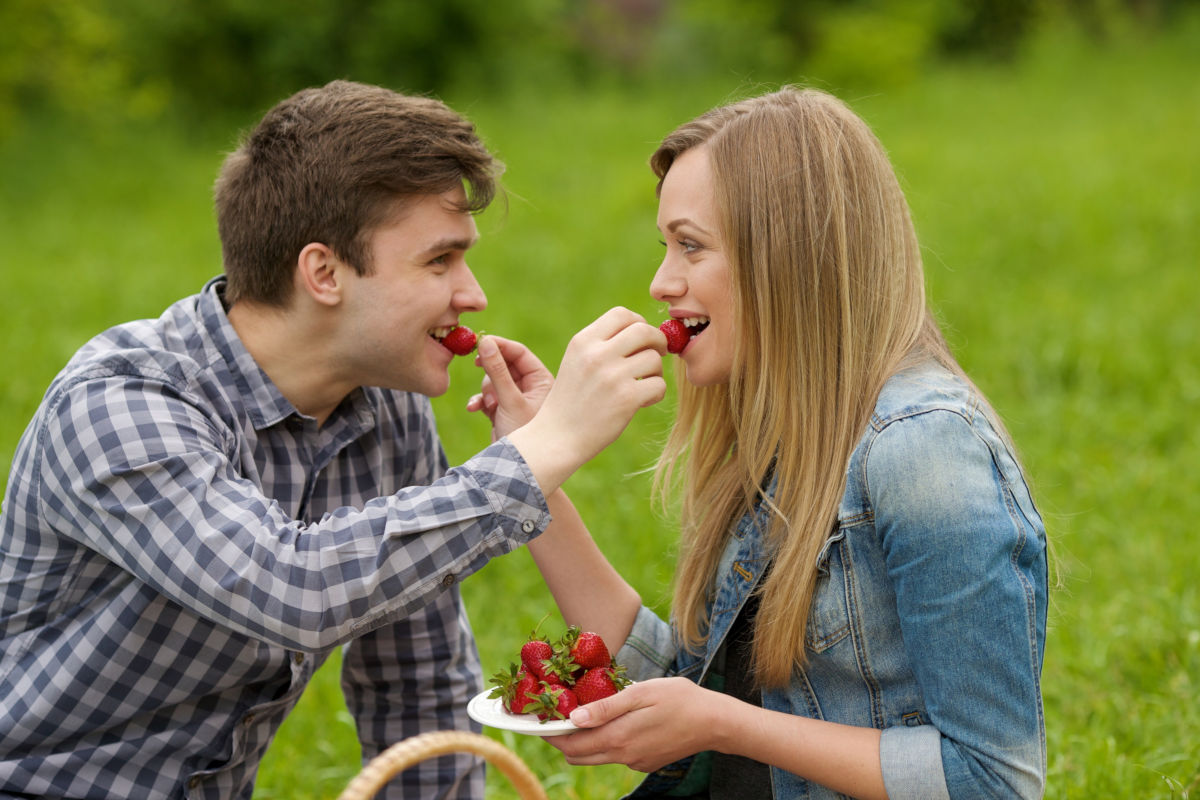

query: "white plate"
left=467, top=689, right=578, bottom=737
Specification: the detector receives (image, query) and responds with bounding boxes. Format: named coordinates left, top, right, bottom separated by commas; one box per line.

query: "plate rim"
left=467, top=688, right=579, bottom=737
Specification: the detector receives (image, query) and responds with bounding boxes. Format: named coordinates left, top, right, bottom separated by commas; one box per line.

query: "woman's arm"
left=470, top=325, right=649, bottom=653
left=555, top=677, right=888, bottom=800
left=870, top=407, right=1048, bottom=798
left=527, top=489, right=641, bottom=654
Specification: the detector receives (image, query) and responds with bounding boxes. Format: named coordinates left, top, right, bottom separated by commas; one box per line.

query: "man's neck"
left=226, top=300, right=351, bottom=426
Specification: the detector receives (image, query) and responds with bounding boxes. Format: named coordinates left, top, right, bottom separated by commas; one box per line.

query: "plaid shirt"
left=0, top=277, right=549, bottom=799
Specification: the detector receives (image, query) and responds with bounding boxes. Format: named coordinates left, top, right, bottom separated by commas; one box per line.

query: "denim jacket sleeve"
left=868, top=405, right=1047, bottom=800
left=615, top=605, right=678, bottom=682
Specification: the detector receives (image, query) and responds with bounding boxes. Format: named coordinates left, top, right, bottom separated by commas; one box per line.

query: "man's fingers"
left=607, top=319, right=668, bottom=358
left=579, top=306, right=649, bottom=342
left=627, top=348, right=666, bottom=381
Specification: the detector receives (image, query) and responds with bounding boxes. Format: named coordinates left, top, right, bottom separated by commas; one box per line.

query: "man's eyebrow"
left=417, top=236, right=478, bottom=258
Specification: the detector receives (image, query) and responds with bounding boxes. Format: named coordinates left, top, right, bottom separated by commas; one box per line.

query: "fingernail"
left=569, top=707, right=591, bottom=725
left=477, top=336, right=497, bottom=357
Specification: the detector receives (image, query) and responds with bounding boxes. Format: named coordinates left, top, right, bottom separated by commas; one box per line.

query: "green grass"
left=2, top=15, right=1198, bottom=799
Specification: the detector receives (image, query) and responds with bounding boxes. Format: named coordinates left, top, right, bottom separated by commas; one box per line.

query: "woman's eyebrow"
left=664, top=218, right=711, bottom=235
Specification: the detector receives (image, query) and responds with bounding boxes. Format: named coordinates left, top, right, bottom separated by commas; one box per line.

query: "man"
left=0, top=80, right=666, bottom=799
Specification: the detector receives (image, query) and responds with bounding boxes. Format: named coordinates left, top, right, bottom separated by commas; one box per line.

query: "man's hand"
left=506, top=307, right=667, bottom=495
left=467, top=335, right=555, bottom=441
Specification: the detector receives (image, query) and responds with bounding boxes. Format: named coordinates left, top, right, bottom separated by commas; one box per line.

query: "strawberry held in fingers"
left=439, top=325, right=478, bottom=355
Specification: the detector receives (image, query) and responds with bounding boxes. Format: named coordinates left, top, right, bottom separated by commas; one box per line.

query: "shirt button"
left=521, top=520, right=536, bottom=533
left=441, top=573, right=457, bottom=587
left=188, top=777, right=201, bottom=789
left=293, top=652, right=305, bottom=665
left=244, top=713, right=256, bottom=725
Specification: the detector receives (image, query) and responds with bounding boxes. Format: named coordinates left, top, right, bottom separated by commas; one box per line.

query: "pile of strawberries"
left=489, top=624, right=631, bottom=722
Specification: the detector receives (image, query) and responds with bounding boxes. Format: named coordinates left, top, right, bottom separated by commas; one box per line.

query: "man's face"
left=340, top=186, right=486, bottom=397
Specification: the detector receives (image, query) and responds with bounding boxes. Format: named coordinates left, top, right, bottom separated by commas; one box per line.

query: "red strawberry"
left=520, top=638, right=554, bottom=681
left=568, top=629, right=611, bottom=670
left=573, top=665, right=630, bottom=705
left=487, top=664, right=541, bottom=715
left=530, top=685, right=579, bottom=721
left=511, top=671, right=540, bottom=715
left=659, top=319, right=689, bottom=354
left=441, top=325, right=477, bottom=355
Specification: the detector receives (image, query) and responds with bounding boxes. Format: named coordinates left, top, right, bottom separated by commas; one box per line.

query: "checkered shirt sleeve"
left=1, top=337, right=548, bottom=798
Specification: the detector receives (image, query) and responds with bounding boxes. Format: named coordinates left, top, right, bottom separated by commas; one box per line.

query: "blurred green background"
left=1, top=0, right=1198, bottom=797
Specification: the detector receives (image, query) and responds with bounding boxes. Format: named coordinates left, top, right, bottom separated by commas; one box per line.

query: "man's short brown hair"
left=214, top=80, right=502, bottom=307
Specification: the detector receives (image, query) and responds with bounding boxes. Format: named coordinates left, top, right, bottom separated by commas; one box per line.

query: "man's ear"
left=295, top=242, right=344, bottom=307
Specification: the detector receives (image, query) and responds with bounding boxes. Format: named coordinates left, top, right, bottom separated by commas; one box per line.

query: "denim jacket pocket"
left=805, top=527, right=851, bottom=653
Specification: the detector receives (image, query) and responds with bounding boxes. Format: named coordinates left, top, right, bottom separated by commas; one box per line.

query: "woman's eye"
left=660, top=238, right=700, bottom=254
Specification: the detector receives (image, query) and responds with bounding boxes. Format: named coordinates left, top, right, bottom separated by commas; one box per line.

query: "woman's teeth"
left=429, top=326, right=455, bottom=340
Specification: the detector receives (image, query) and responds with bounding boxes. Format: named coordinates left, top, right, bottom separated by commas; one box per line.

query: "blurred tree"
left=0, top=0, right=1188, bottom=128
left=0, top=0, right=151, bottom=126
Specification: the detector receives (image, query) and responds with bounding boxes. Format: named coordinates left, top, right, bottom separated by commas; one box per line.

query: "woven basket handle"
left=336, top=730, right=548, bottom=800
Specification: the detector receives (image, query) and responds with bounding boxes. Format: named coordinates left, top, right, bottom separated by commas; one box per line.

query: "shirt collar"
left=199, top=276, right=380, bottom=435
left=197, top=276, right=305, bottom=430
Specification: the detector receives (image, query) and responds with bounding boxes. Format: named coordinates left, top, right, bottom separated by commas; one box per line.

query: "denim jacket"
left=617, top=361, right=1048, bottom=799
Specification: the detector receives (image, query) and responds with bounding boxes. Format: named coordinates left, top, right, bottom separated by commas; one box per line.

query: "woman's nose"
left=649, top=259, right=685, bottom=302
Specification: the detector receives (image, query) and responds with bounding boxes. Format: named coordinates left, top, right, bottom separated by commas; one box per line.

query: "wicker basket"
left=336, top=730, right=548, bottom=800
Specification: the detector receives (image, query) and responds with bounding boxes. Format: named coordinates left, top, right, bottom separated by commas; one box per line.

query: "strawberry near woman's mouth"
left=659, top=316, right=710, bottom=354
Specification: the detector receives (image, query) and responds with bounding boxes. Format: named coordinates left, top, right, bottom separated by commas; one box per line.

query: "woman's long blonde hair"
left=652, top=87, right=968, bottom=687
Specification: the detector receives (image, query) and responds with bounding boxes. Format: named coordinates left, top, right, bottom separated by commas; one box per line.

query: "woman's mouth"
left=680, top=316, right=710, bottom=339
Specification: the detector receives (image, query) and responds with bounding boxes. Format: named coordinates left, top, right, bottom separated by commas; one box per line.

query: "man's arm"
left=36, top=374, right=549, bottom=652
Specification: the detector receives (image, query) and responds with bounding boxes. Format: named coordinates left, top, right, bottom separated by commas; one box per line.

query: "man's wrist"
left=505, top=418, right=578, bottom=496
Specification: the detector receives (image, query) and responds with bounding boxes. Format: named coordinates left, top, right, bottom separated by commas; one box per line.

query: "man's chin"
left=414, top=372, right=452, bottom=399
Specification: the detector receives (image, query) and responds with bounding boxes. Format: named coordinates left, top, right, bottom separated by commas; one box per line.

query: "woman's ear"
left=295, top=242, right=343, bottom=307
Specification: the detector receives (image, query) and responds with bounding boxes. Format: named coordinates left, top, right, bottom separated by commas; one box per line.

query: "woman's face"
left=651, top=146, right=736, bottom=387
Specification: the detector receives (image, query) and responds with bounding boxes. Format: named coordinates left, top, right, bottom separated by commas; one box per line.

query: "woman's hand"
left=547, top=677, right=724, bottom=773
left=467, top=335, right=555, bottom=440
left=550, top=676, right=889, bottom=800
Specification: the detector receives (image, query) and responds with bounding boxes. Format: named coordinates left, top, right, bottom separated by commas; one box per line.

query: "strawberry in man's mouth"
left=430, top=325, right=477, bottom=355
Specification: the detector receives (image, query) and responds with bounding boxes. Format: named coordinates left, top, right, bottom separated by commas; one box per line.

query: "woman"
left=487, top=87, right=1048, bottom=799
